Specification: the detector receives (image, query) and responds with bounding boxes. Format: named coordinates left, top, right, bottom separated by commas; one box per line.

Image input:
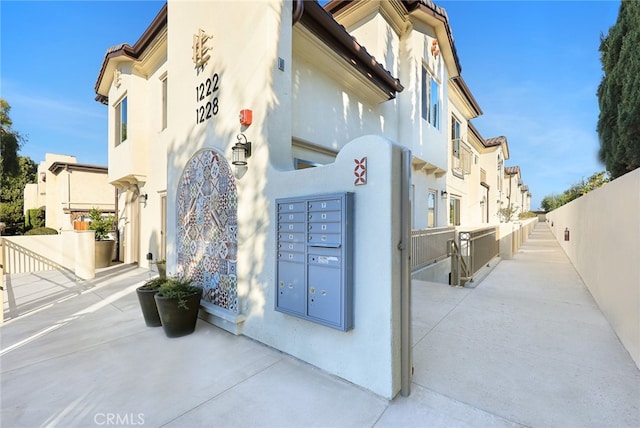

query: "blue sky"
left=1, top=1, right=620, bottom=210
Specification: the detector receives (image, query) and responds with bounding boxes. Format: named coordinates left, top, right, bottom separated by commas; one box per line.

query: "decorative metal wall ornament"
left=354, top=157, right=367, bottom=185
left=113, top=69, right=122, bottom=88
left=431, top=39, right=440, bottom=58
left=176, top=149, right=238, bottom=312
left=192, top=28, right=212, bottom=69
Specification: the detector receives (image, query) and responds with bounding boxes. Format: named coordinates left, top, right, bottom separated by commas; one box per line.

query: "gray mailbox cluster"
left=275, top=192, right=354, bottom=331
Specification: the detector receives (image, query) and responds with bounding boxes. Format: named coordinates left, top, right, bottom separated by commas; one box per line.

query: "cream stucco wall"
left=160, top=1, right=407, bottom=399
left=546, top=168, right=640, bottom=369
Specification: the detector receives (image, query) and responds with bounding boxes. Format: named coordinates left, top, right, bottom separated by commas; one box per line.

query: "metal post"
left=400, top=148, right=412, bottom=397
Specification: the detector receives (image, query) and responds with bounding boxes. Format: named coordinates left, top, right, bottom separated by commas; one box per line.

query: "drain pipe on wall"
left=400, top=148, right=412, bottom=397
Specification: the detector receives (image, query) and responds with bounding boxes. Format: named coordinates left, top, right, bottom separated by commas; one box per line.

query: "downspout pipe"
left=292, top=0, right=304, bottom=25
left=400, top=148, right=412, bottom=397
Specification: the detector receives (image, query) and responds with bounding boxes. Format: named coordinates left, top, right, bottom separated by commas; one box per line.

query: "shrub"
left=157, top=276, right=200, bottom=309
left=88, top=208, right=115, bottom=241
left=24, top=227, right=58, bottom=235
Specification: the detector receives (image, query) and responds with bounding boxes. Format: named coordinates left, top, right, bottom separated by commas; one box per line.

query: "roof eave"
left=94, top=3, right=168, bottom=103
left=301, top=1, right=403, bottom=99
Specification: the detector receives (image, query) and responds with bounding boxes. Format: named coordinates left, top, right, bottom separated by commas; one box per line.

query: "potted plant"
left=88, top=208, right=116, bottom=268
left=154, top=259, right=167, bottom=279
left=154, top=276, right=202, bottom=338
left=136, top=277, right=165, bottom=327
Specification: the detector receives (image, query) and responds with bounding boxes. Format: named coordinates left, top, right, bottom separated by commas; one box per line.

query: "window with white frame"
left=449, top=197, right=461, bottom=226
left=427, top=191, right=436, bottom=228
left=421, top=64, right=440, bottom=129
left=115, top=96, right=128, bottom=146
left=161, top=76, right=168, bottom=131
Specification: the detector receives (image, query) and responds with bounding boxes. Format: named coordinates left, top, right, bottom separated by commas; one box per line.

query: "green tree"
left=0, top=99, right=26, bottom=178
left=541, top=171, right=610, bottom=212
left=597, top=0, right=640, bottom=178
left=541, top=194, right=565, bottom=212
left=0, top=156, right=37, bottom=235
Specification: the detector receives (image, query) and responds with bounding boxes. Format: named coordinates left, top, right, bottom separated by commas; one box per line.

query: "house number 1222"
left=195, top=73, right=220, bottom=124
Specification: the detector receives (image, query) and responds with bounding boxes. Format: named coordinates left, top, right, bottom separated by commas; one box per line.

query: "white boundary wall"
left=546, top=168, right=640, bottom=369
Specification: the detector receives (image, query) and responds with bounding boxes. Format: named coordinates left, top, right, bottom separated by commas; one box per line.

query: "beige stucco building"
left=94, top=0, right=533, bottom=398
left=23, top=153, right=115, bottom=232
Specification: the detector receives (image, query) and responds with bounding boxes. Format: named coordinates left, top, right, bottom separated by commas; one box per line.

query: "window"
left=161, top=77, right=168, bottom=130
left=427, top=191, right=436, bottom=228
left=421, top=65, right=429, bottom=121
left=430, top=77, right=440, bottom=129
left=294, top=159, right=322, bottom=170
left=497, top=157, right=503, bottom=192
left=115, top=96, right=128, bottom=146
left=449, top=197, right=461, bottom=226
left=422, top=65, right=440, bottom=129
left=451, top=117, right=461, bottom=158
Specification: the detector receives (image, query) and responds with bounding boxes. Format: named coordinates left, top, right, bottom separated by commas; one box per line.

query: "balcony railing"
left=452, top=139, right=472, bottom=176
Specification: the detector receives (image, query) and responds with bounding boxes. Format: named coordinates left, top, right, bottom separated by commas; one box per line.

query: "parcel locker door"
left=277, top=261, right=305, bottom=315
left=307, top=263, right=341, bottom=327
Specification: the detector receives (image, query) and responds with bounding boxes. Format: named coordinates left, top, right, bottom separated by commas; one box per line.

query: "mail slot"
left=279, top=212, right=306, bottom=222
left=275, top=192, right=354, bottom=331
left=308, top=199, right=341, bottom=212
left=278, top=232, right=305, bottom=242
left=308, top=210, right=342, bottom=222
left=278, top=222, right=305, bottom=233
left=307, top=233, right=341, bottom=247
left=278, top=202, right=305, bottom=213
left=308, top=254, right=341, bottom=267
left=308, top=222, right=341, bottom=233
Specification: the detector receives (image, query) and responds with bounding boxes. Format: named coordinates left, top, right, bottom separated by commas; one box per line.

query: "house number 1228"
left=195, top=73, right=220, bottom=124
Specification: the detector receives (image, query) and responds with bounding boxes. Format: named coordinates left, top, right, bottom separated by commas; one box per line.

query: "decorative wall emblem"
left=113, top=69, right=122, bottom=88
left=431, top=39, right=440, bottom=58
left=192, top=28, right=212, bottom=69
left=177, top=149, right=238, bottom=312
left=354, top=157, right=367, bottom=186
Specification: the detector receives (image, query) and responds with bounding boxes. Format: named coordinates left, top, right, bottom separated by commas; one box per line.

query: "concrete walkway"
left=1, top=223, right=639, bottom=427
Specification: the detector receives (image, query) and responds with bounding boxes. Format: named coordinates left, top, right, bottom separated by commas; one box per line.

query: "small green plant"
left=88, top=208, right=115, bottom=241
left=138, top=277, right=166, bottom=291
left=519, top=211, right=537, bottom=219
left=154, top=259, right=166, bottom=264
left=24, top=227, right=58, bottom=235
left=156, top=276, right=200, bottom=309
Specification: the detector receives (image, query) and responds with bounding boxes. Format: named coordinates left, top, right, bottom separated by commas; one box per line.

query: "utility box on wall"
left=275, top=192, right=354, bottom=331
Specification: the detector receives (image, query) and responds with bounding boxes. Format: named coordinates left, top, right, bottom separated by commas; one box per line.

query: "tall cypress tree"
left=597, top=0, right=640, bottom=178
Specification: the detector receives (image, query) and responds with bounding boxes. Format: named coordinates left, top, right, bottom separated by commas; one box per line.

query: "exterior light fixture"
left=140, top=193, right=148, bottom=204
left=441, top=190, right=448, bottom=200
left=232, top=133, right=252, bottom=166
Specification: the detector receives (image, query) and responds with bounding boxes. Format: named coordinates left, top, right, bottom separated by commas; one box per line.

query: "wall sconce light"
left=140, top=193, right=148, bottom=204
left=441, top=190, right=448, bottom=200
left=232, top=133, right=252, bottom=166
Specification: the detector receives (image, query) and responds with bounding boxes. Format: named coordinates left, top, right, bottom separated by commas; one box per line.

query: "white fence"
left=546, top=168, right=640, bottom=369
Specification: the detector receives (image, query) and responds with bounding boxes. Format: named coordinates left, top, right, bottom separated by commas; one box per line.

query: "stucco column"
left=75, top=230, right=95, bottom=280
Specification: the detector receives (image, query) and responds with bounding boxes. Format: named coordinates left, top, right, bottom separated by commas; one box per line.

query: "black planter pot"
left=136, top=287, right=161, bottom=327
left=154, top=289, right=203, bottom=338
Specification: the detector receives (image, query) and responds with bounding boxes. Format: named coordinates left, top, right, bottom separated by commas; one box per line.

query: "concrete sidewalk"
left=1, top=223, right=639, bottom=427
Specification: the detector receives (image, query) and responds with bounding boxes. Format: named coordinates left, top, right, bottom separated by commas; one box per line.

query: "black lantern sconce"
left=441, top=190, right=448, bottom=200
left=140, top=193, right=148, bottom=204
left=564, top=227, right=570, bottom=241
left=232, top=133, right=252, bottom=166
